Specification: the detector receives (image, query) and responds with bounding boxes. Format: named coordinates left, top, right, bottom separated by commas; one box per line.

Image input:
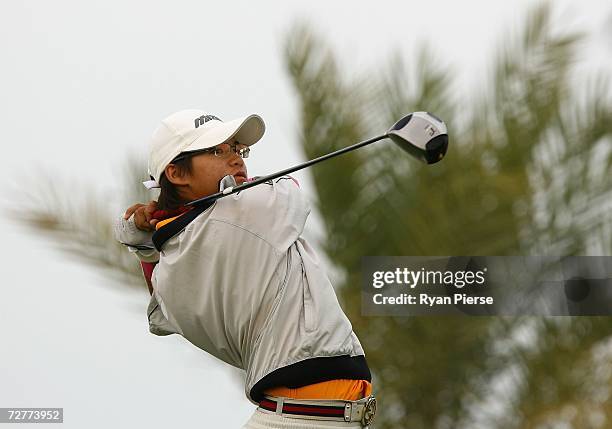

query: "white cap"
left=144, top=109, right=265, bottom=188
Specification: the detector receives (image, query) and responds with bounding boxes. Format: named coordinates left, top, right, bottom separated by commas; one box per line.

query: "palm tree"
left=284, top=3, right=612, bottom=428
left=8, top=154, right=152, bottom=291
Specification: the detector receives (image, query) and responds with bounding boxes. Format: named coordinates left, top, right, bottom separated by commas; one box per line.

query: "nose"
left=228, top=151, right=245, bottom=168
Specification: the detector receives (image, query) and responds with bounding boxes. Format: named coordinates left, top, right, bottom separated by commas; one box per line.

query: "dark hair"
left=156, top=156, right=194, bottom=211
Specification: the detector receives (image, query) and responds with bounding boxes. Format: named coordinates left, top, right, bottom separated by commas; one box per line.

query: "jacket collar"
left=151, top=202, right=214, bottom=251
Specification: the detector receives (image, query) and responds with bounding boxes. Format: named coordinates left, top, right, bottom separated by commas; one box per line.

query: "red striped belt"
left=258, top=395, right=377, bottom=426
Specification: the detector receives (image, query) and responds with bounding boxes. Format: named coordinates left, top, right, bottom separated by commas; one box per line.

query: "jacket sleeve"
left=147, top=292, right=179, bottom=336
left=113, top=213, right=160, bottom=263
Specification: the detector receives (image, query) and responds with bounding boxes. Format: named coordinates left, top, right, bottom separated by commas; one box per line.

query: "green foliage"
left=284, top=3, right=612, bottom=428
left=6, top=155, right=153, bottom=291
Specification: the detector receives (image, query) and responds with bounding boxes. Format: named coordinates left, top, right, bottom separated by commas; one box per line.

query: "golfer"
left=114, top=109, right=377, bottom=428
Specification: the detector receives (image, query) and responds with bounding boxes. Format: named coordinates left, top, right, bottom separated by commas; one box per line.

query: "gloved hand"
left=219, top=174, right=238, bottom=191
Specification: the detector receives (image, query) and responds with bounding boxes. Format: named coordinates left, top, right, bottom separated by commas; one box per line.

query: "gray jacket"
left=114, top=178, right=366, bottom=404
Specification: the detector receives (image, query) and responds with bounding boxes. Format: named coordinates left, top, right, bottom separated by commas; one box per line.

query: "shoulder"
left=215, top=175, right=304, bottom=212
left=203, top=175, right=309, bottom=250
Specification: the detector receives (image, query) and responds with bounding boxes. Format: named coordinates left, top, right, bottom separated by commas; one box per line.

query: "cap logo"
left=194, top=115, right=222, bottom=128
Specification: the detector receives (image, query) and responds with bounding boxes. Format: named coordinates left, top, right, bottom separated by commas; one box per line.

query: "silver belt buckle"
left=362, top=395, right=377, bottom=426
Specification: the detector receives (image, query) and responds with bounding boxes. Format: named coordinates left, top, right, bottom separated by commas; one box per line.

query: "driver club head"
left=387, top=112, right=448, bottom=164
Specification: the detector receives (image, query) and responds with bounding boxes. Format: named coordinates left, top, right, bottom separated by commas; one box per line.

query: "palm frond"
left=6, top=157, right=153, bottom=292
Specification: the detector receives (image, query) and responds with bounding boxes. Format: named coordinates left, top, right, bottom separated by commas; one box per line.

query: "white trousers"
left=242, top=408, right=367, bottom=429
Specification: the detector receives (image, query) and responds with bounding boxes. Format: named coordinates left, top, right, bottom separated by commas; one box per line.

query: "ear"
left=164, top=164, right=191, bottom=186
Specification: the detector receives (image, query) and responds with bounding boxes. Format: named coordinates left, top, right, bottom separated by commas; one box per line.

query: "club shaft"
left=186, top=133, right=389, bottom=207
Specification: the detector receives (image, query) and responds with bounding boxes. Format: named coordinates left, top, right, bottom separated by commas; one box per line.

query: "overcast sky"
left=1, top=1, right=611, bottom=427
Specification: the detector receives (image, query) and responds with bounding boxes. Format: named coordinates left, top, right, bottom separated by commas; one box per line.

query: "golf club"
left=185, top=111, right=448, bottom=208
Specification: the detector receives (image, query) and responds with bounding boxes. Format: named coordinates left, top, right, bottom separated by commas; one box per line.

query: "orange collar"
left=155, top=215, right=183, bottom=230
left=152, top=206, right=194, bottom=231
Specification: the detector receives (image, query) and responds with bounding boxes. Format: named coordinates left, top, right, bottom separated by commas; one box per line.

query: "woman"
left=114, top=109, right=376, bottom=428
